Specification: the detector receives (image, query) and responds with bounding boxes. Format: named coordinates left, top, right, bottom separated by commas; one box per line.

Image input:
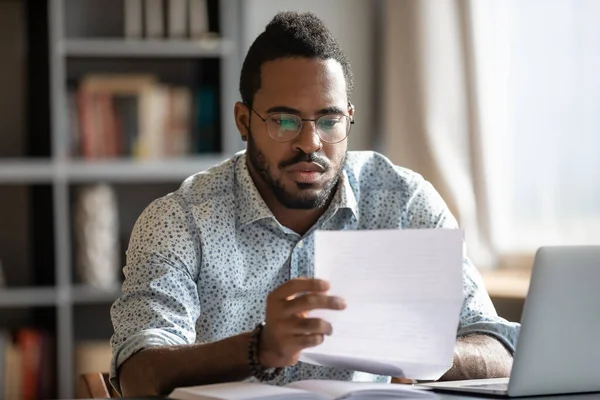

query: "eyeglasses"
left=248, top=105, right=354, bottom=144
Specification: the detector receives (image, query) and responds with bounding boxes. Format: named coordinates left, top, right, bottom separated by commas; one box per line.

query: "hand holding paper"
left=259, top=278, right=347, bottom=369
left=300, top=229, right=464, bottom=380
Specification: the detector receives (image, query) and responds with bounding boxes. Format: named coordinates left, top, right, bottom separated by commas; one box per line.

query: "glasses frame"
left=247, top=104, right=354, bottom=144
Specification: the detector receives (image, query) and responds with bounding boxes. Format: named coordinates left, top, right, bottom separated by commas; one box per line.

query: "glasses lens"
left=267, top=114, right=301, bottom=141
left=317, top=115, right=349, bottom=143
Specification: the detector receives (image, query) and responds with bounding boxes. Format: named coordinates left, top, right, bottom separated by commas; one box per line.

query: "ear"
left=234, top=102, right=251, bottom=141
left=348, top=102, right=355, bottom=121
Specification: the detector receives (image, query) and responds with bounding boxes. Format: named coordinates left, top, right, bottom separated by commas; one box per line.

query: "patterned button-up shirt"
left=110, top=151, right=520, bottom=392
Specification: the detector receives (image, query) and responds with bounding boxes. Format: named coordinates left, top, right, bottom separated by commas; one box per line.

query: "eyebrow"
left=265, top=105, right=346, bottom=115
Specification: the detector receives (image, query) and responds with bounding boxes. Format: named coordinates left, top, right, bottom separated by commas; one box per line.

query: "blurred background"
left=0, top=0, right=598, bottom=398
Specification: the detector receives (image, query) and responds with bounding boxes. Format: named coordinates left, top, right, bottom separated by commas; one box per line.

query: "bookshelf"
left=61, top=37, right=235, bottom=58
left=0, top=288, right=58, bottom=308
left=0, top=157, right=226, bottom=183
left=0, top=0, right=243, bottom=397
left=0, top=160, right=55, bottom=183
left=65, top=156, right=227, bottom=182
left=0, top=285, right=125, bottom=308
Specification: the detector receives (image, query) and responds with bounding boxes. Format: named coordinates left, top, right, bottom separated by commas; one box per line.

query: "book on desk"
left=169, top=380, right=435, bottom=400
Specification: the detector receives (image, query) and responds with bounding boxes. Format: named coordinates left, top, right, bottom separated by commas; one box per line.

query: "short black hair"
left=239, top=11, right=354, bottom=106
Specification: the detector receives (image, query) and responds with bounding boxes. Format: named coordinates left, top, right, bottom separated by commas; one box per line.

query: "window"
left=474, top=0, right=600, bottom=253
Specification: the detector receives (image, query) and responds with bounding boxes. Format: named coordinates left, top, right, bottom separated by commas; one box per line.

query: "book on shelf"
left=144, top=0, right=165, bottom=38
left=0, top=331, right=6, bottom=398
left=194, top=85, right=218, bottom=153
left=168, top=0, right=188, bottom=38
left=124, top=0, right=143, bottom=38
left=70, top=74, right=217, bottom=160
left=1, top=328, right=55, bottom=400
left=169, top=380, right=436, bottom=400
left=189, top=0, right=210, bottom=39
left=123, top=0, right=216, bottom=40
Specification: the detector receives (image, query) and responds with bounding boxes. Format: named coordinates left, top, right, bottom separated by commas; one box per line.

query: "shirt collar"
left=234, top=153, right=359, bottom=228
left=234, top=153, right=275, bottom=228
left=335, top=168, right=359, bottom=221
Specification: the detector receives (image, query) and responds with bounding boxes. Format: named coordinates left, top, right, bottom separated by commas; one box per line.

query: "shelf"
left=0, top=159, right=54, bottom=183
left=60, top=38, right=235, bottom=58
left=0, top=287, right=58, bottom=307
left=64, top=155, right=227, bottom=182
left=0, top=156, right=228, bottom=183
left=71, top=285, right=121, bottom=304
left=0, top=285, right=122, bottom=307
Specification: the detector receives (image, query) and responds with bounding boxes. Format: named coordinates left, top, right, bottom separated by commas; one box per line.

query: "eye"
left=273, top=114, right=299, bottom=130
left=319, top=116, right=342, bottom=130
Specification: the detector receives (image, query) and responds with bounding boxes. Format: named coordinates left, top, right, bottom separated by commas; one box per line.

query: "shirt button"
left=297, top=240, right=304, bottom=249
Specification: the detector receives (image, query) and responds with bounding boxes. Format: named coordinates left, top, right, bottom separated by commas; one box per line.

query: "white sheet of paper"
left=170, top=382, right=314, bottom=400
left=299, top=229, right=464, bottom=380
left=286, top=380, right=437, bottom=399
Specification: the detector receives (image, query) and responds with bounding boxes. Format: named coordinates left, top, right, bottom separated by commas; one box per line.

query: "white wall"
left=240, top=0, right=376, bottom=151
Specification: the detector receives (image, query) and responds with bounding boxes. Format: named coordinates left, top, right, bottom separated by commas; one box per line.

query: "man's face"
left=241, top=58, right=351, bottom=210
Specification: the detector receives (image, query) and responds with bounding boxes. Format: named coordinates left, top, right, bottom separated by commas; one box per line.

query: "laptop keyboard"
left=465, top=382, right=509, bottom=391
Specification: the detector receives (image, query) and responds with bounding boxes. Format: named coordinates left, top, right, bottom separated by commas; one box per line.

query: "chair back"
left=77, top=372, right=119, bottom=398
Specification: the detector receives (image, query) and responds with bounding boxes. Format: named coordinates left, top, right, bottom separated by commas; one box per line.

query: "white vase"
left=74, top=184, right=120, bottom=291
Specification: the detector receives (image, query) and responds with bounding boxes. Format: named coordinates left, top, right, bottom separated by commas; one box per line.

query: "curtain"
left=381, top=0, right=496, bottom=267
left=382, top=0, right=600, bottom=265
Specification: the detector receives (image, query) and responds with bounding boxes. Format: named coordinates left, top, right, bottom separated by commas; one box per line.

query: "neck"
left=269, top=200, right=329, bottom=236
left=246, top=161, right=333, bottom=236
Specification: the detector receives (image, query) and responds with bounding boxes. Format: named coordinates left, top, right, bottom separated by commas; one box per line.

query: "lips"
left=288, top=162, right=325, bottom=173
left=288, top=162, right=325, bottom=183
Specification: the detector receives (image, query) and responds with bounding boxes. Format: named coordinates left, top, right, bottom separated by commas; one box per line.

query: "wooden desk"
left=73, top=390, right=600, bottom=399
left=436, top=391, right=600, bottom=400
left=478, top=268, right=532, bottom=300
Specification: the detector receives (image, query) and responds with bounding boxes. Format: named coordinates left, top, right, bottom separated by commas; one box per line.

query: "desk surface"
left=478, top=268, right=532, bottom=300
left=436, top=392, right=600, bottom=400
left=75, top=391, right=600, bottom=400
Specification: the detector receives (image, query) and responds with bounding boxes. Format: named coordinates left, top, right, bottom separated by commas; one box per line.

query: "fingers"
left=282, top=293, right=346, bottom=317
left=269, top=333, right=325, bottom=359
left=259, top=278, right=345, bottom=368
left=271, top=319, right=330, bottom=354
left=289, top=317, right=333, bottom=336
left=294, top=334, right=325, bottom=349
left=270, top=278, right=330, bottom=300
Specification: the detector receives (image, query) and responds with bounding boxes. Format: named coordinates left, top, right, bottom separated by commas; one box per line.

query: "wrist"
left=248, top=322, right=283, bottom=381
left=257, top=324, right=281, bottom=369
left=257, top=339, right=274, bottom=369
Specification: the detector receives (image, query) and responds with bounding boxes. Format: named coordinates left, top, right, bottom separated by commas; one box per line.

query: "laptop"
left=420, top=246, right=600, bottom=397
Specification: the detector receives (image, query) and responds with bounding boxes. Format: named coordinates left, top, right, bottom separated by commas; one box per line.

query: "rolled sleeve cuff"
left=109, top=328, right=188, bottom=395
left=458, top=320, right=521, bottom=355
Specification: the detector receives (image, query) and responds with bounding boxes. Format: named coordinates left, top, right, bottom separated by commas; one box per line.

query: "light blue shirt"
left=110, top=151, right=520, bottom=391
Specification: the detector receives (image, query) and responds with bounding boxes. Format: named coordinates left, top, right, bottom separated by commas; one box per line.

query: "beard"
left=246, top=128, right=346, bottom=210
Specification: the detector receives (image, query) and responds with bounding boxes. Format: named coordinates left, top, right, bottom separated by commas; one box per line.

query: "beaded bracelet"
left=248, top=321, right=284, bottom=381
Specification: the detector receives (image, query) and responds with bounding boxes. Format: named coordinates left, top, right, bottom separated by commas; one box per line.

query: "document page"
left=170, top=382, right=316, bottom=400
left=299, top=229, right=464, bottom=380
left=286, top=379, right=437, bottom=399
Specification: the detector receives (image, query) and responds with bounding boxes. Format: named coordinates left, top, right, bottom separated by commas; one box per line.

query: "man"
left=110, top=12, right=520, bottom=397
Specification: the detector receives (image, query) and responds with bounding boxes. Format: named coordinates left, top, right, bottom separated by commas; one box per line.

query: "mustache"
left=278, top=151, right=330, bottom=171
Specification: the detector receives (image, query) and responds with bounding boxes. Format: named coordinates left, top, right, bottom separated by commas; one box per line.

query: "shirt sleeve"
left=404, top=177, right=520, bottom=354
left=109, top=193, right=201, bottom=393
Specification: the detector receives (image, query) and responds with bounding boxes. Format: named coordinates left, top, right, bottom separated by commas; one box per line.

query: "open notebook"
left=169, top=380, right=437, bottom=400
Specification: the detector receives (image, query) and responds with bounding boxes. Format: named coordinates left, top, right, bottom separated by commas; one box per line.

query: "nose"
left=293, top=121, right=322, bottom=154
